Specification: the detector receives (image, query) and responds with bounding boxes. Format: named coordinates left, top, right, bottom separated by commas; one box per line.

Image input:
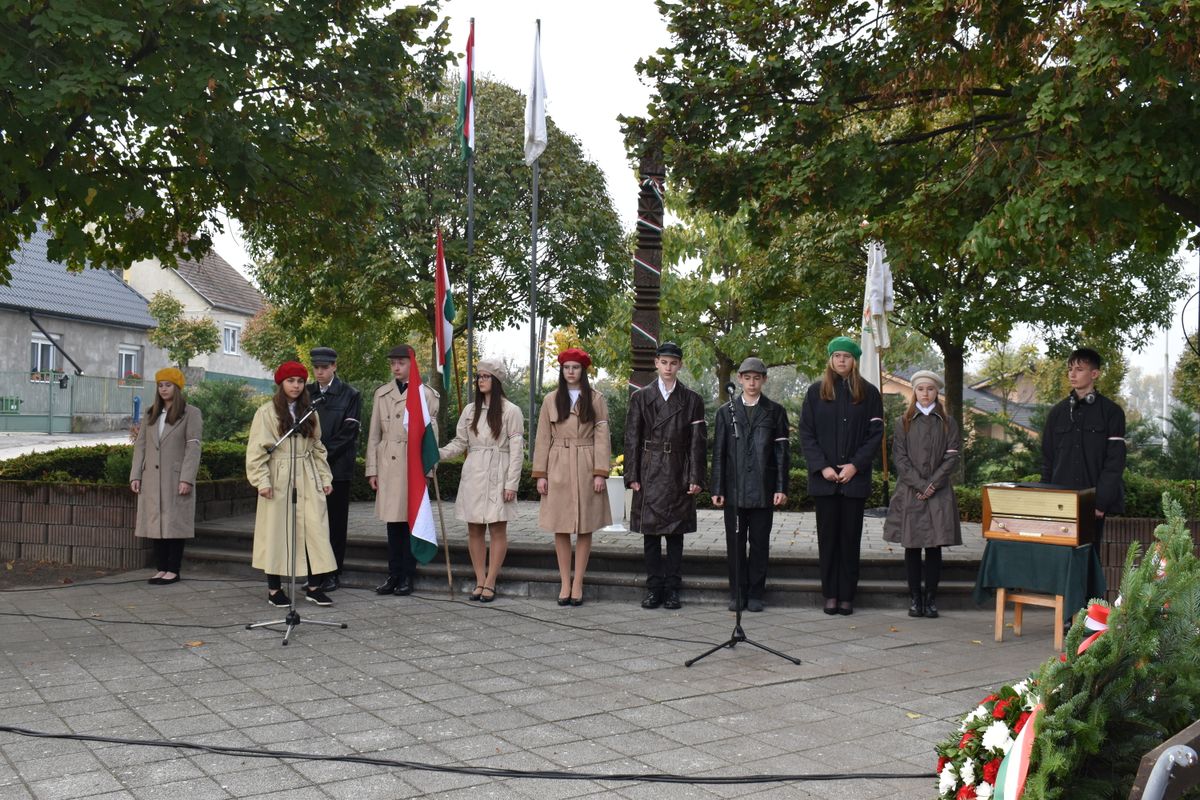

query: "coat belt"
left=643, top=440, right=673, bottom=453
left=556, top=437, right=592, bottom=447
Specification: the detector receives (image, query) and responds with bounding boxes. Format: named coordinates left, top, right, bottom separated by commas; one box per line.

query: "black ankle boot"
left=924, top=590, right=939, bottom=619
left=908, top=591, right=925, bottom=617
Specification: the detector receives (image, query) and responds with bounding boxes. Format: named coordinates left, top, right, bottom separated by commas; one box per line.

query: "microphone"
left=726, top=382, right=737, bottom=400
left=311, top=394, right=328, bottom=406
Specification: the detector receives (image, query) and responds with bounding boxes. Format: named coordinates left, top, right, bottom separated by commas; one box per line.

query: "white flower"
left=977, top=782, right=994, bottom=799
left=939, top=764, right=958, bottom=794
left=960, top=759, right=976, bottom=785
left=965, top=705, right=990, bottom=725
left=981, top=720, right=1015, bottom=753
left=1011, top=680, right=1028, bottom=696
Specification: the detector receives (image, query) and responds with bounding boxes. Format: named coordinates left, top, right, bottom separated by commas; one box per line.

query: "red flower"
left=992, top=698, right=1011, bottom=719
left=937, top=756, right=948, bottom=773
left=1014, top=711, right=1032, bottom=734
left=983, top=758, right=1002, bottom=784
left=982, top=694, right=998, bottom=704
left=959, top=730, right=976, bottom=748
left=956, top=786, right=977, bottom=800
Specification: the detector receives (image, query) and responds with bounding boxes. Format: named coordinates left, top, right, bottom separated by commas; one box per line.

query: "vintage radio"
left=982, top=484, right=1096, bottom=547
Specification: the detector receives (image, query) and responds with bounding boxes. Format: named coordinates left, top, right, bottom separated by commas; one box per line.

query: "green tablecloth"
left=972, top=540, right=1106, bottom=616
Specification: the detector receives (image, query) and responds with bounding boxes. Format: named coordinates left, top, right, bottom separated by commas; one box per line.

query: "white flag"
left=859, top=240, right=894, bottom=389
left=523, top=23, right=547, bottom=166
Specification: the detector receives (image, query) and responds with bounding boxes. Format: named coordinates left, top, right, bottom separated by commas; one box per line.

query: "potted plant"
left=602, top=455, right=629, bottom=532
left=119, top=371, right=142, bottom=387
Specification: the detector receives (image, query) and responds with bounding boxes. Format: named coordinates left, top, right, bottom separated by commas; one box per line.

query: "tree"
left=633, top=1, right=1199, bottom=270
left=146, top=292, right=219, bottom=368
left=252, top=78, right=627, bottom=397
left=970, top=339, right=1041, bottom=415
left=1170, top=333, right=1200, bottom=412
left=1031, top=342, right=1128, bottom=404
left=240, top=306, right=301, bottom=369
left=0, top=2, right=450, bottom=282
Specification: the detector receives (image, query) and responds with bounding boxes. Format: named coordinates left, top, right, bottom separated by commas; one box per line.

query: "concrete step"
left=190, top=522, right=985, bottom=610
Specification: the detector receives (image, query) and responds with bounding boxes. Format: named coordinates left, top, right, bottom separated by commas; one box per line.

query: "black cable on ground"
left=0, top=611, right=246, bottom=630
left=0, top=576, right=262, bottom=593
left=0, top=724, right=933, bottom=785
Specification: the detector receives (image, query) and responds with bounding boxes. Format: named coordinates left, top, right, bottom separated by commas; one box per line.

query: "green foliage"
left=0, top=1, right=451, bottom=282
left=1031, top=342, right=1129, bottom=405
left=146, top=292, right=220, bottom=368
left=103, top=448, right=133, bottom=485
left=1026, top=495, right=1200, bottom=799
left=963, top=411, right=1044, bottom=486
left=187, top=381, right=261, bottom=443
left=1171, top=333, right=1200, bottom=412
left=240, top=306, right=301, bottom=368
left=0, top=442, right=248, bottom=483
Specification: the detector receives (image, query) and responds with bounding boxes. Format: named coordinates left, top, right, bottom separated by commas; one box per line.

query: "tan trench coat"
left=365, top=381, right=440, bottom=523
left=531, top=390, right=612, bottom=534
left=439, top=399, right=524, bottom=524
left=129, top=404, right=203, bottom=539
left=883, top=411, right=963, bottom=548
left=245, top=403, right=337, bottom=576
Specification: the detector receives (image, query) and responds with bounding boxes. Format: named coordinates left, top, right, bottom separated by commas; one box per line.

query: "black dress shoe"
left=393, top=578, right=414, bottom=596
left=569, top=596, right=583, bottom=607
left=663, top=590, right=682, bottom=610
left=837, top=602, right=854, bottom=616
left=375, top=576, right=399, bottom=595
left=319, top=575, right=339, bottom=593
left=641, top=591, right=663, bottom=609
left=746, top=598, right=764, bottom=612
left=823, top=598, right=838, bottom=615
left=557, top=596, right=571, bottom=606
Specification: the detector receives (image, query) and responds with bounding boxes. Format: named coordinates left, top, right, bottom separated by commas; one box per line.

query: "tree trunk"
left=715, top=351, right=735, bottom=404
left=940, top=340, right=966, bottom=434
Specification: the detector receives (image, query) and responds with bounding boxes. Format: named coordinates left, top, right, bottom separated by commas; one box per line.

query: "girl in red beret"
left=531, top=348, right=612, bottom=606
left=245, top=361, right=338, bottom=608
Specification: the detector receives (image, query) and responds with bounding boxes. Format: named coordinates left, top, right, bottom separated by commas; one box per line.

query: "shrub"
left=103, top=448, right=134, bottom=485
left=188, top=380, right=261, bottom=442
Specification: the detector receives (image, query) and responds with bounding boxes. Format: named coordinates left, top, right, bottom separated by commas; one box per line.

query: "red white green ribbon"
left=993, top=703, right=1042, bottom=799
left=1076, top=603, right=1110, bottom=656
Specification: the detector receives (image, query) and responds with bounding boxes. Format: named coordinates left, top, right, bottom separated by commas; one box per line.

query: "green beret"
left=827, top=336, right=862, bottom=360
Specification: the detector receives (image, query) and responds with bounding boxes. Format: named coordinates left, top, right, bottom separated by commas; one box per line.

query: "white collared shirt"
left=657, top=378, right=676, bottom=401
left=917, top=403, right=936, bottom=416
left=568, top=388, right=581, bottom=407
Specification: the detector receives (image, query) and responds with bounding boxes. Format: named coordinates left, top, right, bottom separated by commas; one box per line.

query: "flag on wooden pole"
left=860, top=240, right=894, bottom=390
left=523, top=22, right=547, bottom=166
left=434, top=229, right=455, bottom=391
left=458, top=20, right=475, bottom=162
left=405, top=355, right=440, bottom=564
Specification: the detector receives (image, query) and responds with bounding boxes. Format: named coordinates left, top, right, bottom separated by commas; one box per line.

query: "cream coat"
left=245, top=403, right=337, bottom=576
left=531, top=390, right=612, bottom=534
left=129, top=404, right=203, bottom=539
left=365, top=381, right=441, bottom=523
left=439, top=399, right=524, bottom=524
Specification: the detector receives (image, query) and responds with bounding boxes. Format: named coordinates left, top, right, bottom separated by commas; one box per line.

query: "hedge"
left=3, top=444, right=1196, bottom=523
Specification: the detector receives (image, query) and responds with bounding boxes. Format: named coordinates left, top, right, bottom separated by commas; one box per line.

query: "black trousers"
left=152, top=539, right=185, bottom=573
left=326, top=480, right=351, bottom=574
left=723, top=506, right=772, bottom=600
left=386, top=521, right=417, bottom=579
left=813, top=495, right=866, bottom=602
left=644, top=534, right=684, bottom=591
left=904, top=547, right=942, bottom=594
left=267, top=546, right=318, bottom=589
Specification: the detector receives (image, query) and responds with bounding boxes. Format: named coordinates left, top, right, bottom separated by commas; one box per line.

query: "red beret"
left=557, top=348, right=592, bottom=369
left=274, top=361, right=308, bottom=385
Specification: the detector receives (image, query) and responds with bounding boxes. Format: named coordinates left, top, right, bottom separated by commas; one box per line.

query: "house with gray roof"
left=0, top=226, right=168, bottom=431
left=125, top=249, right=273, bottom=389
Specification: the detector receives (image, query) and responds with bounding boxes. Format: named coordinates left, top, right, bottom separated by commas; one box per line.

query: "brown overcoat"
left=365, top=381, right=440, bottom=523
left=531, top=390, right=612, bottom=534
left=245, top=403, right=337, bottom=576
left=439, top=399, right=524, bottom=524
left=883, top=411, right=963, bottom=548
left=129, top=404, right=203, bottom=539
left=623, top=381, right=707, bottom=535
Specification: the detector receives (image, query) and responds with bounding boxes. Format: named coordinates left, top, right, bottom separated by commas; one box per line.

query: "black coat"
left=624, top=381, right=708, bottom=535
left=711, top=395, right=790, bottom=509
left=307, top=377, right=362, bottom=482
left=798, top=377, right=884, bottom=499
left=1041, top=391, right=1126, bottom=514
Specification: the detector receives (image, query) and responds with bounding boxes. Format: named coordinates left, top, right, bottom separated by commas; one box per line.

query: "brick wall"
left=0, top=479, right=257, bottom=569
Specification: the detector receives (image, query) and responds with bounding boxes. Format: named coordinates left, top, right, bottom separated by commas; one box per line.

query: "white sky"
left=208, top=1, right=1198, bottom=379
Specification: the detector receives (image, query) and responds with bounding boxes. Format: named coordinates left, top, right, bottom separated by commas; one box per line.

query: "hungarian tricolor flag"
left=434, top=229, right=455, bottom=390
left=993, top=703, right=1042, bottom=800
left=405, top=354, right=440, bottom=564
left=457, top=20, right=474, bottom=161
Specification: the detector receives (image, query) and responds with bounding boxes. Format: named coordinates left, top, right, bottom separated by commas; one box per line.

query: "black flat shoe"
left=557, top=596, right=571, bottom=606
left=478, top=586, right=496, bottom=603
left=823, top=599, right=839, bottom=615
left=746, top=598, right=764, bottom=612
left=375, top=576, right=399, bottom=595
left=158, top=575, right=180, bottom=585
left=470, top=586, right=485, bottom=602
left=268, top=590, right=290, bottom=608
left=148, top=573, right=166, bottom=584
left=837, top=603, right=854, bottom=616
left=569, top=596, right=583, bottom=607
left=305, top=588, right=333, bottom=606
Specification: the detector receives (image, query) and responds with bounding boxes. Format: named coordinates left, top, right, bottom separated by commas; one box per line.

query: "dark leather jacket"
left=1041, top=390, right=1126, bottom=514
left=711, top=394, right=790, bottom=509
left=306, top=377, right=362, bottom=482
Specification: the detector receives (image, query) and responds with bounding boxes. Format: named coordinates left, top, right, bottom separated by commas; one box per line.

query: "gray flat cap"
left=310, top=347, right=338, bottom=366
left=737, top=357, right=768, bottom=375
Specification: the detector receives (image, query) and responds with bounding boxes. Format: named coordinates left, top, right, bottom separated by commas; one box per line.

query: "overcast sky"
left=208, top=1, right=1196, bottom=380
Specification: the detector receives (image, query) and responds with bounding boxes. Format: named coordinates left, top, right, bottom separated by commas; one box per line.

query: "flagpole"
left=465, top=18, right=476, bottom=401
left=431, top=471, right=455, bottom=596
left=451, top=334, right=463, bottom=411
left=879, top=349, right=890, bottom=507
left=529, top=154, right=539, bottom=460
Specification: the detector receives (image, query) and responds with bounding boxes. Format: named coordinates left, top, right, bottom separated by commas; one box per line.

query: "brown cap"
left=386, top=344, right=414, bottom=360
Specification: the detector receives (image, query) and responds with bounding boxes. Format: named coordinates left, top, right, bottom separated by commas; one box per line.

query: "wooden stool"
left=994, top=588, right=1065, bottom=651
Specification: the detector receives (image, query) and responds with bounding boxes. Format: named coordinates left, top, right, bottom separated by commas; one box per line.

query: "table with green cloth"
left=972, top=540, right=1106, bottom=617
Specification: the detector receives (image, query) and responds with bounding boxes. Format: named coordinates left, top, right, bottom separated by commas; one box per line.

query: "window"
left=30, top=334, right=56, bottom=380
left=222, top=323, right=241, bottom=355
left=118, top=348, right=140, bottom=384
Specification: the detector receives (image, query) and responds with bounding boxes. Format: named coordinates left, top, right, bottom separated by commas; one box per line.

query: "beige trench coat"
left=439, top=399, right=524, bottom=524
left=365, top=381, right=440, bottom=523
left=245, top=403, right=337, bottom=576
left=531, top=390, right=612, bottom=534
left=129, top=404, right=203, bottom=539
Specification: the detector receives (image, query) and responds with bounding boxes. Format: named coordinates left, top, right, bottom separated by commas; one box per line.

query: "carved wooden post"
left=629, top=151, right=664, bottom=392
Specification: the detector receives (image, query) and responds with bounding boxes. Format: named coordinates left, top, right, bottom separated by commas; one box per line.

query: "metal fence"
left=0, top=371, right=152, bottom=433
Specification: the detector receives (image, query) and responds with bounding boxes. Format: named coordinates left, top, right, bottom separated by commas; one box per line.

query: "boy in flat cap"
left=624, top=342, right=707, bottom=610
left=710, top=357, right=790, bottom=612
left=366, top=344, right=440, bottom=596
left=307, top=347, right=362, bottom=591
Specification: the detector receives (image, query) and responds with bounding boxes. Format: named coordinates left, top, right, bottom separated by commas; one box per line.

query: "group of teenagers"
left=129, top=336, right=1125, bottom=619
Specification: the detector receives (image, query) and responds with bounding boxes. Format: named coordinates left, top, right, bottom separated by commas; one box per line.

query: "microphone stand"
left=687, top=383, right=800, bottom=667
left=246, top=398, right=347, bottom=645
